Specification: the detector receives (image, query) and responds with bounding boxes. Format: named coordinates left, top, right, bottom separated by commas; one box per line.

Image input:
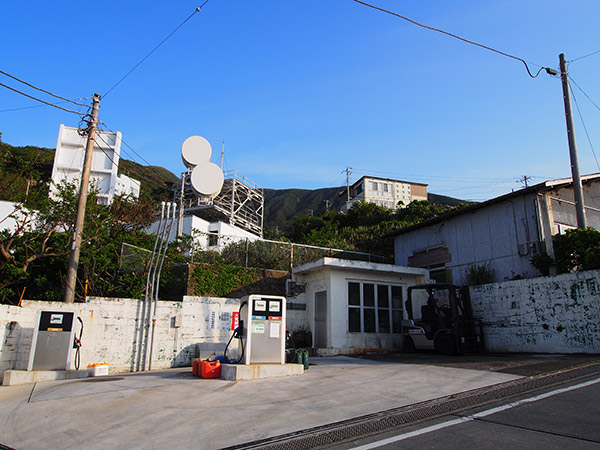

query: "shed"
left=292, top=258, right=428, bottom=355
left=394, top=174, right=600, bottom=284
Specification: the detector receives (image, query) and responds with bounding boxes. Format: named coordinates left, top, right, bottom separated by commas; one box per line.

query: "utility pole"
left=559, top=53, right=587, bottom=229
left=517, top=175, right=532, bottom=188
left=342, top=166, right=352, bottom=202
left=64, top=93, right=101, bottom=303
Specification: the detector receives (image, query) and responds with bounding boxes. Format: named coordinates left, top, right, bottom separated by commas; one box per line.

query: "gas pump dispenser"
left=27, top=310, right=77, bottom=371
left=239, top=295, right=286, bottom=365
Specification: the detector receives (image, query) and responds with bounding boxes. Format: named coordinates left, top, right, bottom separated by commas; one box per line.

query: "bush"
left=464, top=263, right=496, bottom=286
left=553, top=228, right=600, bottom=273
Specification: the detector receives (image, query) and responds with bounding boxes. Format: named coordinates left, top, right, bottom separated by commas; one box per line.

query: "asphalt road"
left=330, top=375, right=600, bottom=450
left=2, top=354, right=599, bottom=450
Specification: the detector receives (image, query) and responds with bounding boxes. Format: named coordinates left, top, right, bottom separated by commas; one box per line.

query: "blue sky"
left=1, top=0, right=599, bottom=201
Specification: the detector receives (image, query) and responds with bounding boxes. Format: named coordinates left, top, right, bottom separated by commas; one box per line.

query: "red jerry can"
left=200, top=360, right=221, bottom=379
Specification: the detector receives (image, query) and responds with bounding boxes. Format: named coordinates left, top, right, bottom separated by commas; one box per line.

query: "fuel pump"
left=28, top=310, right=77, bottom=371
left=239, top=295, right=286, bottom=365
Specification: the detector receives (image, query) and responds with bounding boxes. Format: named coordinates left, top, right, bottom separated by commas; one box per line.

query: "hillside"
left=0, top=140, right=178, bottom=204
left=1, top=138, right=467, bottom=232
left=263, top=187, right=467, bottom=233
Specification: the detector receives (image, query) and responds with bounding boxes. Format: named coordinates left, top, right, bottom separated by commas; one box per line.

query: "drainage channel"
left=222, top=362, right=600, bottom=450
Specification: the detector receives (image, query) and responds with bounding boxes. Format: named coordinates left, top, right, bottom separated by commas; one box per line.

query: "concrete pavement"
left=0, top=354, right=597, bottom=450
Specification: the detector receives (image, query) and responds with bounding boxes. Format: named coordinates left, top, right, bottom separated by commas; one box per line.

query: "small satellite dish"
left=190, top=162, right=224, bottom=195
left=181, top=136, right=212, bottom=169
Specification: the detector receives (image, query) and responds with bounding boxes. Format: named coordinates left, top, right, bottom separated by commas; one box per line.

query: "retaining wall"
left=470, top=270, right=600, bottom=353
left=0, top=296, right=241, bottom=382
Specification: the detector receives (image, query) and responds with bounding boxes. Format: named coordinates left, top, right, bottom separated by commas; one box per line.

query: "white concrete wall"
left=470, top=270, right=600, bottom=354
left=149, top=214, right=260, bottom=252
left=0, top=201, right=21, bottom=232
left=0, top=296, right=242, bottom=381
left=50, top=124, right=141, bottom=204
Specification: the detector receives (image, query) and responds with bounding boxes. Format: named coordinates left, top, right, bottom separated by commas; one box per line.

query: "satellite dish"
left=181, top=136, right=212, bottom=169
left=190, top=162, right=224, bottom=195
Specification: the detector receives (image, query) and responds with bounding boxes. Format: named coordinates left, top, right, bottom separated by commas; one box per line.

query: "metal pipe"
left=138, top=202, right=165, bottom=372
left=148, top=203, right=177, bottom=370
left=143, top=202, right=172, bottom=370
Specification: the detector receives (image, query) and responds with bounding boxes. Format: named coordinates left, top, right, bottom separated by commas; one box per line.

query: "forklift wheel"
left=402, top=336, right=416, bottom=353
left=434, top=332, right=457, bottom=355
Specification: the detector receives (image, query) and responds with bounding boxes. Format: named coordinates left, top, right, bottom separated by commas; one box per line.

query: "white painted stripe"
left=351, top=376, right=600, bottom=450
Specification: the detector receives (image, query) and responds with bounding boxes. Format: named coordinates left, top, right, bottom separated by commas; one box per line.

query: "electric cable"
left=94, top=126, right=179, bottom=196
left=568, top=49, right=600, bottom=64
left=0, top=97, right=90, bottom=113
left=569, top=76, right=600, bottom=114
left=351, top=0, right=552, bottom=78
left=0, top=81, right=85, bottom=115
left=0, top=69, right=89, bottom=107
left=102, top=2, right=213, bottom=99
left=569, top=81, right=600, bottom=171
left=99, top=122, right=187, bottom=193
left=93, top=131, right=121, bottom=170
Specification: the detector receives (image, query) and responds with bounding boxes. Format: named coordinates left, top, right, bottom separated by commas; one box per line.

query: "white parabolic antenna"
left=190, top=162, right=224, bottom=195
left=181, top=135, right=212, bottom=169
left=181, top=135, right=224, bottom=195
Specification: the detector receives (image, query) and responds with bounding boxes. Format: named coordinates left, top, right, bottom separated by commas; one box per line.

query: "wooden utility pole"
left=343, top=166, right=352, bottom=202
left=559, top=53, right=586, bottom=229
left=64, top=93, right=101, bottom=303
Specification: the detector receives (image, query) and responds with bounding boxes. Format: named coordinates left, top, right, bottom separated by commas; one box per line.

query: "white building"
left=291, top=258, right=429, bottom=355
left=50, top=124, right=140, bottom=204
left=149, top=212, right=260, bottom=252
left=393, top=174, right=600, bottom=284
left=342, top=176, right=428, bottom=212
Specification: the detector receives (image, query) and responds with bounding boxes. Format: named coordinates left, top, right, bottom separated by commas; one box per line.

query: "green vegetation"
left=1, top=134, right=472, bottom=302
left=288, top=200, right=463, bottom=259
left=188, top=264, right=261, bottom=297
left=0, top=138, right=177, bottom=205
left=531, top=228, right=600, bottom=275
left=0, top=182, right=157, bottom=303
left=464, top=263, right=496, bottom=286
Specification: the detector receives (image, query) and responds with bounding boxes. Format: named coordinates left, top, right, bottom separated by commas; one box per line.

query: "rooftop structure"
left=50, top=124, right=140, bottom=204
left=341, top=175, right=428, bottom=212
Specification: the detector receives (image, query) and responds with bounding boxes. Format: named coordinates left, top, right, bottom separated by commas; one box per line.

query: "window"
left=348, top=282, right=403, bottom=333
left=348, top=282, right=361, bottom=332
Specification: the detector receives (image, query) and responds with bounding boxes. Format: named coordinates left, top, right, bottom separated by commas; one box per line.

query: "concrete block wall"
left=0, top=296, right=242, bottom=382
left=470, top=270, right=600, bottom=354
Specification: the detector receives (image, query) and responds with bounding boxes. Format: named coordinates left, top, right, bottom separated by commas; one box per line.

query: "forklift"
left=401, top=283, right=485, bottom=355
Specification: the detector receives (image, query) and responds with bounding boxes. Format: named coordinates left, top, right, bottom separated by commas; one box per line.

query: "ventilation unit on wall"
left=286, top=279, right=306, bottom=297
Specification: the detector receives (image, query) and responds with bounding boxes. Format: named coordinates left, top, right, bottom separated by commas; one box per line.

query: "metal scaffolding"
left=178, top=169, right=264, bottom=237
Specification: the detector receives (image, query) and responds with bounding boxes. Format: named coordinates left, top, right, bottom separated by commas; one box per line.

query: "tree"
left=1, top=182, right=158, bottom=303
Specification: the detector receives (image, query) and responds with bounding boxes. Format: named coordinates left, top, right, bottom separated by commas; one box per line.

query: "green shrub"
left=189, top=264, right=261, bottom=297
left=464, top=263, right=496, bottom=286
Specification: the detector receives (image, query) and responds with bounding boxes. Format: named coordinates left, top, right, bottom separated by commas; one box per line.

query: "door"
left=314, top=291, right=328, bottom=348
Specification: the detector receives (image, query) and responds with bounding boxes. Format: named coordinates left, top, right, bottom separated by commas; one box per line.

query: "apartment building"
left=341, top=176, right=428, bottom=212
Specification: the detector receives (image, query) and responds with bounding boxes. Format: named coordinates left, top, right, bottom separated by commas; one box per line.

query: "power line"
left=0, top=69, right=88, bottom=107
left=351, top=0, right=554, bottom=78
left=569, top=81, right=600, bottom=171
left=569, top=49, right=600, bottom=64
left=100, top=123, right=156, bottom=168
left=0, top=81, right=85, bottom=116
left=92, top=131, right=120, bottom=170
left=98, top=122, right=179, bottom=191
left=102, top=2, right=212, bottom=99
left=0, top=97, right=89, bottom=113
left=569, top=76, right=600, bottom=114
left=350, top=167, right=547, bottom=183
